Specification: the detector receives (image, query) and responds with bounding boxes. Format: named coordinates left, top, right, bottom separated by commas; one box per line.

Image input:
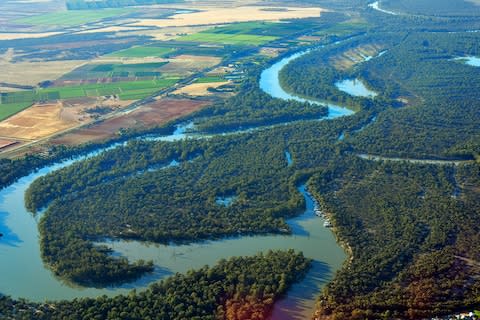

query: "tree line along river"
left=0, top=48, right=354, bottom=320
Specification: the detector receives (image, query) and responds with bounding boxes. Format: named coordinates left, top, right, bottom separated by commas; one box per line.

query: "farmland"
left=0, top=103, right=80, bottom=140
left=129, top=6, right=325, bottom=28
left=15, top=9, right=132, bottom=26
left=173, top=81, right=231, bottom=96
left=0, top=78, right=179, bottom=105
left=0, top=102, right=32, bottom=121
left=178, top=32, right=278, bottom=46
left=61, top=62, right=169, bottom=80
left=50, top=98, right=210, bottom=145
left=107, top=46, right=175, bottom=58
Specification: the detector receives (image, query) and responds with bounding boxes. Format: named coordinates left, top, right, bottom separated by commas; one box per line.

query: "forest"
left=0, top=250, right=311, bottom=319
left=280, top=29, right=480, bottom=160
left=310, top=158, right=480, bottom=319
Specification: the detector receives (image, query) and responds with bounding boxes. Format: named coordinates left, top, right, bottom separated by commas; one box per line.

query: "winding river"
left=0, top=49, right=350, bottom=319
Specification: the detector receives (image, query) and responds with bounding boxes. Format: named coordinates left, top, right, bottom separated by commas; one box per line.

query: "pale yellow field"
left=77, top=26, right=142, bottom=34
left=79, top=25, right=210, bottom=41
left=0, top=98, right=129, bottom=141
left=173, top=81, right=231, bottom=96
left=0, top=103, right=77, bottom=140
left=129, top=6, right=325, bottom=28
left=0, top=60, right=85, bottom=86
left=0, top=32, right=62, bottom=41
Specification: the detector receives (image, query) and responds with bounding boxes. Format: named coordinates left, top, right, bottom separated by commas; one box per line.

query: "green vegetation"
left=15, top=9, right=131, bottom=26
left=107, top=46, right=175, bottom=58
left=25, top=128, right=309, bottom=284
left=0, top=102, right=32, bottom=121
left=315, top=20, right=370, bottom=37
left=311, top=159, right=480, bottom=319
left=195, top=76, right=225, bottom=83
left=381, top=0, right=480, bottom=16
left=0, top=78, right=179, bottom=105
left=178, top=33, right=278, bottom=46
left=0, top=250, right=311, bottom=319
left=351, top=32, right=480, bottom=159
left=66, top=62, right=169, bottom=79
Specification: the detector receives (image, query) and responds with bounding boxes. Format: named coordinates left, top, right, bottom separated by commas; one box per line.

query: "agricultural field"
left=0, top=102, right=32, bottom=121
left=61, top=62, right=169, bottom=80
left=195, top=76, right=225, bottom=83
left=158, top=55, right=222, bottom=76
left=0, top=102, right=80, bottom=140
left=178, top=32, right=278, bottom=46
left=0, top=60, right=86, bottom=86
left=0, top=96, right=131, bottom=143
left=0, top=78, right=179, bottom=105
left=173, top=81, right=231, bottom=96
left=107, top=46, right=175, bottom=58
left=50, top=98, right=210, bottom=145
left=15, top=9, right=133, bottom=26
left=128, top=6, right=325, bottom=28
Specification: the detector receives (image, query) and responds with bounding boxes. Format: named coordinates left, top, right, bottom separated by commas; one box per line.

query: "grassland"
left=107, top=46, right=174, bottom=58
left=0, top=78, right=179, bottom=105
left=178, top=32, right=278, bottom=45
left=0, top=102, right=32, bottom=121
left=15, top=9, right=132, bottom=26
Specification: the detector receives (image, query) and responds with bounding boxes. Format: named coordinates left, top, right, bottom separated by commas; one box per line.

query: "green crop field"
left=178, top=33, right=278, bottom=46
left=15, top=9, right=131, bottom=26
left=195, top=76, right=225, bottom=83
left=0, top=102, right=33, bottom=121
left=0, top=78, right=179, bottom=105
left=63, top=62, right=169, bottom=80
left=107, top=46, right=175, bottom=58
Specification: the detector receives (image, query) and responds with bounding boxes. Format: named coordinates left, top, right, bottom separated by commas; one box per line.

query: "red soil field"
left=50, top=98, right=210, bottom=146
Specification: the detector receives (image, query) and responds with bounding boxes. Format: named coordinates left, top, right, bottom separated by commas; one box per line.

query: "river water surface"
left=0, top=48, right=350, bottom=319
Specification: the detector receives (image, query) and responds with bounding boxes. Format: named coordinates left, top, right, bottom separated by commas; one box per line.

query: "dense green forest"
left=381, top=0, right=480, bottom=17
left=310, top=159, right=480, bottom=319
left=0, top=250, right=311, bottom=319
left=280, top=29, right=480, bottom=159
left=189, top=81, right=328, bottom=133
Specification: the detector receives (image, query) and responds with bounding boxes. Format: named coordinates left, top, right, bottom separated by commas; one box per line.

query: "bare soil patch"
left=0, top=97, right=129, bottom=141
left=50, top=98, right=210, bottom=145
left=173, top=81, right=231, bottom=96
left=0, top=138, right=18, bottom=150
left=0, top=103, right=77, bottom=140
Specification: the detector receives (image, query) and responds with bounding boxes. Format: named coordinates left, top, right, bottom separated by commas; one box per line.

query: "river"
left=368, top=1, right=398, bottom=15
left=0, top=48, right=350, bottom=319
